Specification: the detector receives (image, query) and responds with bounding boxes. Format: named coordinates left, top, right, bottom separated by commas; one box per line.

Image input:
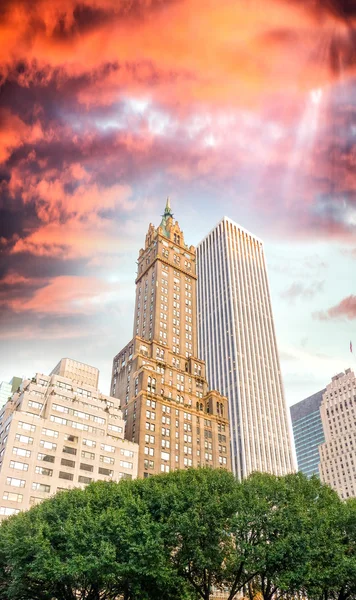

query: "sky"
left=0, top=0, right=355, bottom=408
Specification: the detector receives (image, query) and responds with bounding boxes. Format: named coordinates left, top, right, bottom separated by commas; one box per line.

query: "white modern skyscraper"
left=197, top=217, right=294, bottom=478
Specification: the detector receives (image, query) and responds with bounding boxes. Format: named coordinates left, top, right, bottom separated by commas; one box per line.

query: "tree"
left=140, top=467, right=238, bottom=600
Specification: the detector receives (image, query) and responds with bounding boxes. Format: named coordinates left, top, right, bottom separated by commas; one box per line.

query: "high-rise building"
left=0, top=360, right=138, bottom=519
left=0, top=377, right=23, bottom=408
left=290, top=389, right=326, bottom=477
left=196, top=216, right=294, bottom=478
left=319, top=368, right=356, bottom=499
left=111, top=200, right=231, bottom=477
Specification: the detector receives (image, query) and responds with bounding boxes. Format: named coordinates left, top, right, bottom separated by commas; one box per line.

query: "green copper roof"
left=159, top=197, right=173, bottom=236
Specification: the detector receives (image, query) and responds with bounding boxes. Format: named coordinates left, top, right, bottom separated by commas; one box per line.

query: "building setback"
left=111, top=200, right=231, bottom=478
left=290, top=389, right=326, bottom=477
left=319, top=368, right=356, bottom=499
left=0, top=377, right=22, bottom=409
left=0, top=360, right=138, bottom=519
left=196, top=216, right=294, bottom=479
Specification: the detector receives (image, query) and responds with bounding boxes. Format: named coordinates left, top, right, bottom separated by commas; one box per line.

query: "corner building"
left=197, top=217, right=294, bottom=478
left=111, top=201, right=231, bottom=478
left=0, top=360, right=138, bottom=519
left=319, top=369, right=356, bottom=499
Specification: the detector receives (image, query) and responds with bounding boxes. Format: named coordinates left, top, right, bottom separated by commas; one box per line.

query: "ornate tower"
left=111, top=201, right=231, bottom=478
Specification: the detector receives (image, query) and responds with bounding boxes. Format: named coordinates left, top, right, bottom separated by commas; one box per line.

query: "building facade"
left=50, top=358, right=99, bottom=388
left=290, top=389, right=326, bottom=477
left=111, top=201, right=231, bottom=478
left=319, top=368, right=356, bottom=499
left=0, top=377, right=22, bottom=409
left=196, top=217, right=294, bottom=478
left=0, top=360, right=138, bottom=519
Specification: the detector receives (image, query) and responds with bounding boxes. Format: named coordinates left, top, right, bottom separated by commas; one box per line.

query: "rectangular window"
left=0, top=507, right=19, bottom=516
left=37, top=453, right=55, bottom=463
left=119, top=460, right=133, bottom=469
left=100, top=444, right=115, bottom=453
left=82, top=439, right=96, bottom=448
left=10, top=460, right=28, bottom=471
left=120, top=449, right=134, bottom=458
left=58, top=472, right=74, bottom=481
left=12, top=447, right=31, bottom=458
left=35, top=466, right=53, bottom=477
left=40, top=440, right=57, bottom=450
left=15, top=434, right=34, bottom=445
left=80, top=463, right=94, bottom=472
left=78, top=476, right=92, bottom=484
left=2, top=491, right=23, bottom=502
left=61, top=458, right=75, bottom=468
left=81, top=450, right=95, bottom=460
left=19, top=422, right=36, bottom=432
left=42, top=428, right=58, bottom=438
left=32, top=482, right=51, bottom=492
left=63, top=446, right=77, bottom=455
left=98, top=467, right=113, bottom=476
left=6, top=477, right=25, bottom=488
left=100, top=455, right=114, bottom=464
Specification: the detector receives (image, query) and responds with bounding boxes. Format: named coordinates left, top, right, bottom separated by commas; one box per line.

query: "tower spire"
left=163, top=196, right=173, bottom=218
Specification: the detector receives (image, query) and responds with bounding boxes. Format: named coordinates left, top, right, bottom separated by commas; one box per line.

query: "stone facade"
left=111, top=201, right=231, bottom=478
left=319, top=368, right=356, bottom=499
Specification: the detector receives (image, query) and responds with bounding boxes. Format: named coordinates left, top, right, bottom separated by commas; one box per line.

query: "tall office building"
left=111, top=201, right=231, bottom=477
left=0, top=377, right=22, bottom=408
left=0, top=359, right=138, bottom=519
left=319, top=368, right=356, bottom=499
left=197, top=216, right=294, bottom=478
left=290, top=389, right=326, bottom=477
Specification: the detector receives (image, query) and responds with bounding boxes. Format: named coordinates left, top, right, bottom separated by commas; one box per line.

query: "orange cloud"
left=314, top=295, right=356, bottom=321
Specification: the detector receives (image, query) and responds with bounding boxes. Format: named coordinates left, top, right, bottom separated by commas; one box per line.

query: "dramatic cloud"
left=314, top=295, right=356, bottom=320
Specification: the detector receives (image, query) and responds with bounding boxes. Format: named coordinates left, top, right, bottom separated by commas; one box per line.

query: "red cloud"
left=314, top=295, right=356, bottom=320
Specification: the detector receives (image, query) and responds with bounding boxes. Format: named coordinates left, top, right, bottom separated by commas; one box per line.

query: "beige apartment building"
left=0, top=359, right=138, bottom=519
left=319, top=368, right=356, bottom=499
left=111, top=200, right=231, bottom=477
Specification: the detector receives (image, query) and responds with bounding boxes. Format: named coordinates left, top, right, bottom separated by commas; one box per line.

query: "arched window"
left=196, top=401, right=199, bottom=410
left=220, top=403, right=224, bottom=416
left=199, top=403, right=203, bottom=411
left=216, top=401, right=220, bottom=414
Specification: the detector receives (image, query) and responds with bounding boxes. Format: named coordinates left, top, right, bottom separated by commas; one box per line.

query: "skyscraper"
left=111, top=201, right=231, bottom=477
left=319, top=368, right=356, bottom=499
left=290, top=389, right=326, bottom=477
left=197, top=216, right=294, bottom=478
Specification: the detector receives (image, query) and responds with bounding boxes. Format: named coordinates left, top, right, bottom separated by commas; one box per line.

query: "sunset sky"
left=0, top=0, right=355, bottom=406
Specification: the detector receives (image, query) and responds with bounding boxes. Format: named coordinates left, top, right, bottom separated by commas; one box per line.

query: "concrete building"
left=290, top=389, right=326, bottom=477
left=196, top=217, right=294, bottom=479
left=50, top=358, right=99, bottom=388
left=111, top=200, right=231, bottom=478
left=319, top=368, right=356, bottom=499
left=0, top=377, right=22, bottom=409
left=0, top=360, right=138, bottom=519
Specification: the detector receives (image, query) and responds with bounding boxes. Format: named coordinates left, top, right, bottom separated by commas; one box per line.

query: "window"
left=0, top=507, right=19, bottom=516
left=78, top=476, right=92, bottom=484
left=37, top=453, right=55, bottom=463
left=80, top=463, right=94, bottom=472
left=98, top=467, right=113, bottom=476
left=35, top=466, right=53, bottom=477
left=15, top=434, right=34, bottom=445
left=100, top=443, right=115, bottom=453
left=19, top=422, right=36, bottom=432
left=120, top=460, right=133, bottom=469
left=28, top=400, right=43, bottom=410
left=40, top=440, right=57, bottom=451
left=81, top=450, right=95, bottom=460
left=120, top=449, right=134, bottom=458
left=108, top=424, right=123, bottom=434
left=59, top=472, right=74, bottom=481
left=61, top=458, right=75, bottom=468
left=42, top=428, right=58, bottom=438
left=12, top=447, right=31, bottom=458
left=6, top=477, right=25, bottom=488
left=32, top=482, right=51, bottom=492
left=10, top=460, right=28, bottom=471
left=161, top=451, right=170, bottom=461
left=2, top=491, right=23, bottom=503
left=100, top=455, right=115, bottom=464
left=83, top=439, right=96, bottom=448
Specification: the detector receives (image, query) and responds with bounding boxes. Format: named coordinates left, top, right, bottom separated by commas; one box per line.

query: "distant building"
left=0, top=360, right=138, bottom=519
left=196, top=216, right=294, bottom=478
left=319, top=368, right=356, bottom=499
left=0, top=377, right=23, bottom=408
left=111, top=200, right=231, bottom=478
left=50, top=358, right=99, bottom=388
left=290, top=389, right=325, bottom=477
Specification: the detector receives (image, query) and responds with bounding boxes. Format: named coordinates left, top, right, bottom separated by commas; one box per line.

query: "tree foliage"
left=0, top=469, right=354, bottom=600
